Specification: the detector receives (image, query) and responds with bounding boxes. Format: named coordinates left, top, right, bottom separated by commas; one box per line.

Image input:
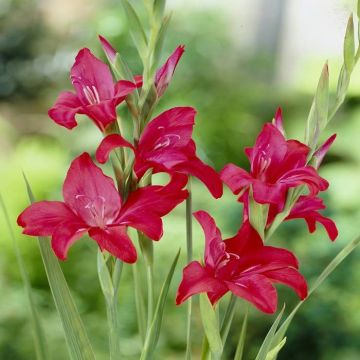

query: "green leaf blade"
left=23, top=175, right=96, bottom=360
left=199, top=293, right=223, bottom=359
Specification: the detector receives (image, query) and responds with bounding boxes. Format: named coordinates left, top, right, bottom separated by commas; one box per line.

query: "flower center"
left=75, top=194, right=107, bottom=228
left=82, top=85, right=101, bottom=105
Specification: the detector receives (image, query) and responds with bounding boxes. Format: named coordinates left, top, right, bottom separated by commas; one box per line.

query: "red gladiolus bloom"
left=48, top=48, right=136, bottom=132
left=221, top=110, right=328, bottom=207
left=96, top=107, right=223, bottom=198
left=99, top=35, right=184, bottom=97
left=176, top=211, right=307, bottom=314
left=17, top=153, right=188, bottom=263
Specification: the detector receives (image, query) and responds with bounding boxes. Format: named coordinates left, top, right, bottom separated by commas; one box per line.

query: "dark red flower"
left=176, top=211, right=307, bottom=313
left=99, top=35, right=184, bottom=97
left=96, top=107, right=223, bottom=198
left=48, top=48, right=136, bottom=132
left=221, top=110, right=328, bottom=207
left=17, top=153, right=188, bottom=263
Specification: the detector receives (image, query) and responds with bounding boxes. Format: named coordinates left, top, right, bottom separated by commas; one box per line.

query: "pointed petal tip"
left=98, top=35, right=118, bottom=63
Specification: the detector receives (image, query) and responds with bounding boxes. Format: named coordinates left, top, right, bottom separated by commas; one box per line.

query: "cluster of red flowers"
left=17, top=37, right=337, bottom=314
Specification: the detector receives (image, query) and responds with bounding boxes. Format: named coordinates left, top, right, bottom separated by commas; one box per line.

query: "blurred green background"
left=1, top=0, right=360, bottom=359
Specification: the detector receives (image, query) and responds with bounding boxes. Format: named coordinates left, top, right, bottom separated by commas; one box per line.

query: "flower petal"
left=51, top=220, right=88, bottom=260
left=71, top=48, right=114, bottom=102
left=89, top=226, right=137, bottom=263
left=220, top=163, right=253, bottom=195
left=155, top=45, right=185, bottom=97
left=226, top=274, right=277, bottom=314
left=83, top=100, right=118, bottom=131
left=313, top=134, right=337, bottom=169
left=193, top=211, right=225, bottom=269
left=17, top=201, right=80, bottom=236
left=114, top=80, right=137, bottom=102
left=99, top=35, right=117, bottom=63
left=96, top=134, right=135, bottom=164
left=175, top=156, right=223, bottom=198
left=48, top=91, right=82, bottom=129
left=264, top=267, right=308, bottom=300
left=63, top=153, right=121, bottom=226
left=118, top=174, right=188, bottom=240
left=224, top=220, right=263, bottom=255
left=272, top=107, right=285, bottom=136
left=176, top=261, right=227, bottom=305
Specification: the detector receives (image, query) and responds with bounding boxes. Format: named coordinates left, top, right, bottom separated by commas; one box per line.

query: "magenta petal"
left=114, top=80, right=137, bottom=102
left=99, top=35, right=117, bottom=63
left=220, top=163, right=253, bottom=195
left=279, top=166, right=329, bottom=195
left=224, top=221, right=263, bottom=256
left=18, top=201, right=80, bottom=236
left=139, top=107, right=196, bottom=151
left=265, top=267, right=308, bottom=300
left=89, top=226, right=137, bottom=263
left=48, top=91, right=82, bottom=129
left=252, top=180, right=286, bottom=205
left=273, top=107, right=285, bottom=136
left=193, top=211, right=225, bottom=269
left=226, top=274, right=278, bottom=314
left=176, top=157, right=223, bottom=198
left=155, top=45, right=185, bottom=97
left=96, top=134, right=135, bottom=164
left=51, top=220, right=88, bottom=260
left=83, top=100, right=118, bottom=131
left=176, top=261, right=227, bottom=305
left=313, top=134, right=337, bottom=169
left=63, top=153, right=122, bottom=226
left=304, top=213, right=338, bottom=241
left=71, top=48, right=115, bottom=102
left=249, top=124, right=288, bottom=177
left=118, top=175, right=188, bottom=240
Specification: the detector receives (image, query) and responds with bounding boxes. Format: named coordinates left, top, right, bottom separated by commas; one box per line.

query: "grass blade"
left=22, top=174, right=96, bottom=360
left=0, top=195, right=48, bottom=360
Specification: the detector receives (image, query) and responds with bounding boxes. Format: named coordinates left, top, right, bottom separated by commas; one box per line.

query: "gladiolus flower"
left=17, top=153, right=188, bottom=263
left=176, top=211, right=307, bottom=314
left=96, top=107, right=223, bottom=198
left=221, top=109, right=328, bottom=207
left=48, top=48, right=136, bottom=132
left=99, top=35, right=184, bottom=97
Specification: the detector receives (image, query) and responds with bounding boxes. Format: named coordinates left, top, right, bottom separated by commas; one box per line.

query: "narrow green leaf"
left=344, top=14, right=355, bottom=72
left=153, top=0, right=166, bottom=23
left=22, top=174, right=95, bottom=360
left=265, top=338, right=286, bottom=360
left=336, top=65, right=350, bottom=104
left=234, top=308, right=248, bottom=360
left=199, top=294, right=223, bottom=359
left=140, top=249, right=181, bottom=359
left=269, top=234, right=360, bottom=359
left=122, top=0, right=148, bottom=60
left=151, top=14, right=172, bottom=74
left=255, top=305, right=285, bottom=360
left=248, top=187, right=269, bottom=239
left=305, top=62, right=329, bottom=148
left=0, top=195, right=48, bottom=360
left=97, top=249, right=114, bottom=300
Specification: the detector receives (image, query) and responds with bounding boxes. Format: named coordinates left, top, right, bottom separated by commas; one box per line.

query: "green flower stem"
left=200, top=337, right=210, bottom=360
left=146, top=263, right=154, bottom=333
left=132, top=264, right=147, bottom=343
left=185, top=179, right=193, bottom=359
left=106, top=297, right=121, bottom=360
left=220, top=294, right=238, bottom=345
